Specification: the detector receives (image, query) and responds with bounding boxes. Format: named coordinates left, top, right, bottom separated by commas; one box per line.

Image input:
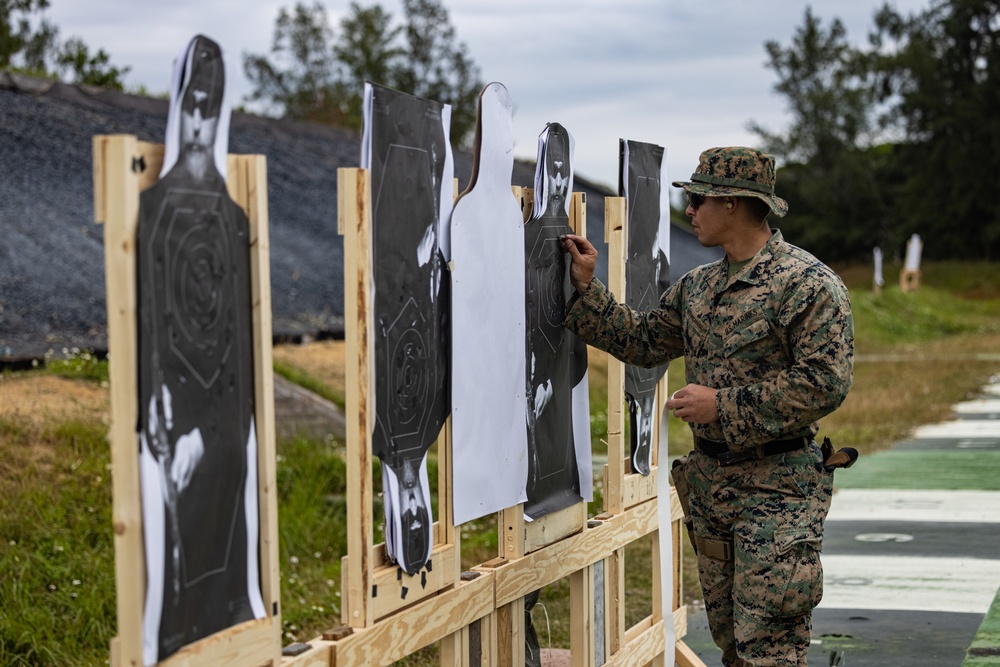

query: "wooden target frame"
left=94, top=134, right=282, bottom=667
left=93, top=140, right=706, bottom=665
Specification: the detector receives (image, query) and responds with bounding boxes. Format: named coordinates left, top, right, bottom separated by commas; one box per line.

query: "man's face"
left=179, top=38, right=223, bottom=151
left=687, top=195, right=730, bottom=249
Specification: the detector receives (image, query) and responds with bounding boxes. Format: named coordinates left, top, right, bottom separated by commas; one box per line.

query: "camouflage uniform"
left=564, top=228, right=854, bottom=666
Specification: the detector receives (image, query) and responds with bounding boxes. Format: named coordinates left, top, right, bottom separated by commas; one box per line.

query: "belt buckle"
left=716, top=449, right=755, bottom=467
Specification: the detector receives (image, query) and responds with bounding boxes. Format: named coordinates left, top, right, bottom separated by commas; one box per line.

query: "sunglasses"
left=687, top=192, right=706, bottom=210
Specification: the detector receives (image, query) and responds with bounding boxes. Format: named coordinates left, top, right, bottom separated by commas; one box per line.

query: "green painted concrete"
left=963, top=587, right=1000, bottom=666
left=833, top=450, right=1000, bottom=491
left=832, top=441, right=1000, bottom=662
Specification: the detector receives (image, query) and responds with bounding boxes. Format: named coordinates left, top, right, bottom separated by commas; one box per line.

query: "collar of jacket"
left=704, top=229, right=785, bottom=296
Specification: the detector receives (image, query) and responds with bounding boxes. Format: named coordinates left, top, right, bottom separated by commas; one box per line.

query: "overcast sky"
left=47, top=0, right=931, bottom=194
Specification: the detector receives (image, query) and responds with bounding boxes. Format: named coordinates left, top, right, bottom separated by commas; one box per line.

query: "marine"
left=560, top=146, right=855, bottom=666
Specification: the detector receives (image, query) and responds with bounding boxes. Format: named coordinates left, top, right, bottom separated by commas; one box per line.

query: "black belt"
left=695, top=436, right=808, bottom=466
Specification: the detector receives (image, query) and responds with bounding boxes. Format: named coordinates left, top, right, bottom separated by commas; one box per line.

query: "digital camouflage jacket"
left=564, top=230, right=854, bottom=451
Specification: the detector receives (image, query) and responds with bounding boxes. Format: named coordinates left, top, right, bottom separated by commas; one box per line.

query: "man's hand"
left=666, top=384, right=720, bottom=424
left=561, top=233, right=598, bottom=293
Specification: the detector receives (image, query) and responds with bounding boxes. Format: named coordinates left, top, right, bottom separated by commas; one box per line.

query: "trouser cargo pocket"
left=736, top=525, right=823, bottom=619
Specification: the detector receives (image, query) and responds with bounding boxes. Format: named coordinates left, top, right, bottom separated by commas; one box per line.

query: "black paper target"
left=523, top=122, right=587, bottom=520
left=386, top=309, right=432, bottom=448
left=175, top=232, right=225, bottom=334
left=619, top=140, right=669, bottom=476
left=135, top=35, right=264, bottom=665
left=527, top=227, right=567, bottom=353
left=365, top=84, right=450, bottom=575
left=372, top=144, right=448, bottom=463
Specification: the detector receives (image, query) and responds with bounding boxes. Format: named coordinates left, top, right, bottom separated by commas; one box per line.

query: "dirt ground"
left=272, top=339, right=347, bottom=396
left=0, top=373, right=109, bottom=427
left=0, top=340, right=344, bottom=429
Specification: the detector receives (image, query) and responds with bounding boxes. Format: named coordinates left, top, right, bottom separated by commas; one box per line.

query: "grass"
left=43, top=349, right=109, bottom=384
left=0, top=415, right=115, bottom=666
left=273, top=435, right=348, bottom=644
left=824, top=261, right=1000, bottom=456
left=0, top=261, right=997, bottom=663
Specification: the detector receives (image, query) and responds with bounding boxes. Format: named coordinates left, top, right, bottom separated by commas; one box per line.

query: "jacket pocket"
left=722, top=317, right=770, bottom=358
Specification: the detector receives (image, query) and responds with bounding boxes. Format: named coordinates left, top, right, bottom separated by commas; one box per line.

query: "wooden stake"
left=339, top=168, right=375, bottom=629
left=96, top=133, right=144, bottom=667
left=604, top=197, right=627, bottom=517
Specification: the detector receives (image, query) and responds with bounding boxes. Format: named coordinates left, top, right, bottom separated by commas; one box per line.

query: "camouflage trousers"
left=675, top=440, right=833, bottom=666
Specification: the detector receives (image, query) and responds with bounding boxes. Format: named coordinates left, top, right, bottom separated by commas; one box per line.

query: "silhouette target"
left=524, top=122, right=588, bottom=519
left=619, top=139, right=669, bottom=476
left=136, top=35, right=263, bottom=665
left=366, top=84, right=450, bottom=574
left=449, top=83, right=530, bottom=525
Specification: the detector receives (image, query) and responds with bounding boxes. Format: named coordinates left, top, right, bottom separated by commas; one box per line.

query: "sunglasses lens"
left=689, top=193, right=704, bottom=209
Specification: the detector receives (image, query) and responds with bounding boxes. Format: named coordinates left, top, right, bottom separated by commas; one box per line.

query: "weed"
left=44, top=349, right=108, bottom=384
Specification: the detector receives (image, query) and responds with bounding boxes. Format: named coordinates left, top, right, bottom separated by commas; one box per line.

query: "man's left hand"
left=666, top=384, right=719, bottom=424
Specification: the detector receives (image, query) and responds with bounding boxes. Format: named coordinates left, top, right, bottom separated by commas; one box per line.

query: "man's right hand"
left=561, top=233, right=598, bottom=293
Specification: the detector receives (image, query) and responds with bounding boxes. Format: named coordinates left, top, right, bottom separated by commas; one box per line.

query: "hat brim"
left=672, top=180, right=788, bottom=218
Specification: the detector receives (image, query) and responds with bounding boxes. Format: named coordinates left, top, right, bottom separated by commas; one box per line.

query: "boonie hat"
left=672, top=146, right=788, bottom=218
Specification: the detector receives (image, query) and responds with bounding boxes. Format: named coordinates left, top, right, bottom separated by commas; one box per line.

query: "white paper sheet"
left=904, top=233, right=923, bottom=271
left=450, top=83, right=529, bottom=525
left=873, top=246, right=885, bottom=286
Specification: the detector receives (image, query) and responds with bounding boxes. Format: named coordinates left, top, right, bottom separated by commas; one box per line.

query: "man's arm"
left=561, top=233, right=684, bottom=368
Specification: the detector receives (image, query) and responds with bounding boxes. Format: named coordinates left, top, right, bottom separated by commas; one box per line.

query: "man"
left=561, top=146, right=854, bottom=666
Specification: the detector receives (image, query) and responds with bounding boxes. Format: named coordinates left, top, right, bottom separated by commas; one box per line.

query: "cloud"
left=44, top=0, right=932, bottom=189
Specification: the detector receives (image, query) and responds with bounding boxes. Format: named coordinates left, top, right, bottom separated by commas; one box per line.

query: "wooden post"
left=497, top=505, right=526, bottom=667
left=602, top=195, right=629, bottom=665
left=438, top=179, right=463, bottom=667
left=570, top=564, right=596, bottom=667
left=338, top=168, right=376, bottom=629
left=95, top=133, right=144, bottom=667
left=603, top=196, right=627, bottom=517
left=900, top=269, right=920, bottom=292
left=231, top=154, right=283, bottom=659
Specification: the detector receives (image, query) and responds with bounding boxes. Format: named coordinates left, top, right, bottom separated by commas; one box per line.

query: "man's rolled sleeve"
left=564, top=278, right=683, bottom=368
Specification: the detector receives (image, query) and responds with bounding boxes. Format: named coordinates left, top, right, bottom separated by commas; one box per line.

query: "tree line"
left=1, top=0, right=129, bottom=88
left=2, top=0, right=482, bottom=147
left=243, top=0, right=482, bottom=149
left=6, top=0, right=998, bottom=261
left=751, top=0, right=1000, bottom=262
